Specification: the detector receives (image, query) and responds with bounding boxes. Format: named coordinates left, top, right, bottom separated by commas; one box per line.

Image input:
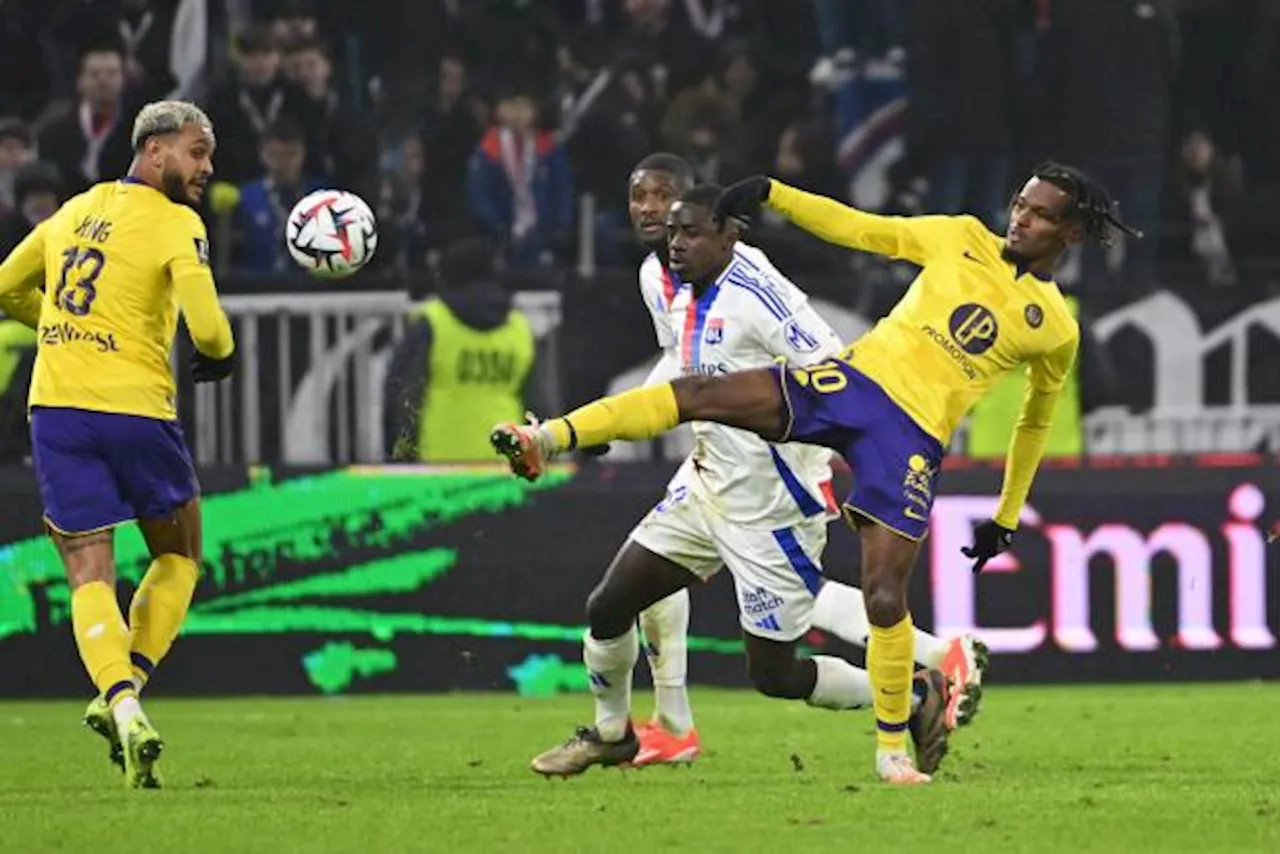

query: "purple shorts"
left=30, top=406, right=198, bottom=535
left=776, top=361, right=944, bottom=541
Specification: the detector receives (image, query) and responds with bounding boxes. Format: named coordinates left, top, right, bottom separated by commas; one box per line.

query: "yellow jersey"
left=0, top=178, right=234, bottom=421
left=767, top=181, right=1079, bottom=529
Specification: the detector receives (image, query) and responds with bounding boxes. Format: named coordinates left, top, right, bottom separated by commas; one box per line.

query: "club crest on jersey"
left=704, top=317, right=724, bottom=344
left=1025, top=303, right=1044, bottom=328
left=783, top=319, right=821, bottom=353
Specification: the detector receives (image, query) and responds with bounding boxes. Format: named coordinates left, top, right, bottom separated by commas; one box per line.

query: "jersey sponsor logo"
left=1025, top=303, right=1044, bottom=328
left=39, top=321, right=120, bottom=353
left=194, top=237, right=210, bottom=266
left=782, top=319, right=821, bottom=353
left=682, top=362, right=729, bottom=377
left=948, top=303, right=999, bottom=355
left=741, top=586, right=785, bottom=616
left=704, top=317, right=724, bottom=344
left=919, top=323, right=979, bottom=380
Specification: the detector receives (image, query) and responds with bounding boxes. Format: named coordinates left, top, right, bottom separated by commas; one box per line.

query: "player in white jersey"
left=528, top=162, right=986, bottom=777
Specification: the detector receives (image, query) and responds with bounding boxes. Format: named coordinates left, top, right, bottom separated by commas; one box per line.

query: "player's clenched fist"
left=713, top=175, right=772, bottom=229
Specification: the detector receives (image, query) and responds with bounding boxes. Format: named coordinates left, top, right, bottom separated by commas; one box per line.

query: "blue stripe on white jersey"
left=721, top=263, right=790, bottom=322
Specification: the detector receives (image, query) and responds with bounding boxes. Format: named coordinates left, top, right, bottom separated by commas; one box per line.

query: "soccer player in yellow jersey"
left=0, top=100, right=236, bottom=788
left=491, top=161, right=1139, bottom=784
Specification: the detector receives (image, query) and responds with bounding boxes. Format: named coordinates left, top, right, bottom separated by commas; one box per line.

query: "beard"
left=1000, top=243, right=1029, bottom=265
left=160, top=166, right=192, bottom=206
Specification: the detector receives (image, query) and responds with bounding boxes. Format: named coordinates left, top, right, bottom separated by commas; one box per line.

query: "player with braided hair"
left=491, top=162, right=1134, bottom=784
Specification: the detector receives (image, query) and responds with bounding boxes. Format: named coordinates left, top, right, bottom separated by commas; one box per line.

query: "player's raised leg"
left=635, top=588, right=701, bottom=766
left=492, top=368, right=787, bottom=481
left=531, top=541, right=698, bottom=776
left=130, top=497, right=203, bottom=692
left=811, top=580, right=988, bottom=728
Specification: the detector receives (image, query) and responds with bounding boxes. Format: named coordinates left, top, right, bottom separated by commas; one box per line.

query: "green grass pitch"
left=1, top=684, right=1277, bottom=853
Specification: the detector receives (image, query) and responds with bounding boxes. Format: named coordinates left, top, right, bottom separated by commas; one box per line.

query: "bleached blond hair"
left=130, top=100, right=215, bottom=150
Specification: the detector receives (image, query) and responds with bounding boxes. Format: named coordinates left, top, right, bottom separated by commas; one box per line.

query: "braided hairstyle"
left=1032, top=161, right=1143, bottom=248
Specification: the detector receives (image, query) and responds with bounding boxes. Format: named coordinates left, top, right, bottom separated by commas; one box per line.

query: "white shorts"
left=629, top=463, right=829, bottom=643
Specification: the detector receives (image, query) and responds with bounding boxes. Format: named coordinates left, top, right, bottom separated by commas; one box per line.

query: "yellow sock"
left=546, top=383, right=680, bottom=451
left=71, top=581, right=136, bottom=704
left=128, top=554, right=200, bottom=689
left=868, top=614, right=915, bottom=753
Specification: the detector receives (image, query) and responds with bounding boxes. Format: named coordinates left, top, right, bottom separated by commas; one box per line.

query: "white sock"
left=111, top=695, right=142, bottom=734
left=812, top=581, right=951, bottom=668
left=583, top=626, right=639, bottom=742
left=811, top=582, right=870, bottom=647
left=639, top=589, right=695, bottom=735
left=805, top=655, right=874, bottom=709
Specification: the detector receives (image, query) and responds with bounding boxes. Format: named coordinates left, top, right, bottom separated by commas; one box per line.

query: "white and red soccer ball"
left=285, top=189, right=378, bottom=278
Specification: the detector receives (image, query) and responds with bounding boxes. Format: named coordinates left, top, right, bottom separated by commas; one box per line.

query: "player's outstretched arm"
left=715, top=176, right=951, bottom=267
left=992, top=336, right=1079, bottom=531
left=0, top=222, right=48, bottom=329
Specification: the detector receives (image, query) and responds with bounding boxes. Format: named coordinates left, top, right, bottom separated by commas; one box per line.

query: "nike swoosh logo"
left=880, top=687, right=906, bottom=696
left=962, top=250, right=985, bottom=265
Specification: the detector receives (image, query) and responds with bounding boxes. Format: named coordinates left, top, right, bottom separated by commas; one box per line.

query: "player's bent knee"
left=585, top=583, right=636, bottom=640
left=863, top=586, right=908, bottom=628
left=746, top=658, right=808, bottom=700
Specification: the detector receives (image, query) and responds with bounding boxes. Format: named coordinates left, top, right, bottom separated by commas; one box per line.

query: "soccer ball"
left=285, top=189, right=378, bottom=278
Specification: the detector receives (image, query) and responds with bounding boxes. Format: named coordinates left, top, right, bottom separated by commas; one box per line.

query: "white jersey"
left=638, top=244, right=843, bottom=528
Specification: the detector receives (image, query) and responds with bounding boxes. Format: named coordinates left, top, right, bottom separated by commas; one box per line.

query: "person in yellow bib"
left=491, top=162, right=1140, bottom=785
left=0, top=100, right=236, bottom=789
left=0, top=314, right=36, bottom=462
left=384, top=239, right=536, bottom=462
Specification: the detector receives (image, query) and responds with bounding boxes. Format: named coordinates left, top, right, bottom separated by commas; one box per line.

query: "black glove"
left=713, top=175, right=772, bottom=229
left=961, top=519, right=1014, bottom=573
left=191, top=348, right=237, bottom=383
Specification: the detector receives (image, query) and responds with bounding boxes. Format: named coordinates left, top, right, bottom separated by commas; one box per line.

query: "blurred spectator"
left=50, top=0, right=179, bottom=102
left=0, top=161, right=62, bottom=257
left=466, top=90, right=574, bottom=267
left=232, top=118, right=322, bottom=272
left=810, top=0, right=905, bottom=90
left=446, top=0, right=565, bottom=95
left=383, top=239, right=536, bottom=462
left=38, top=45, right=136, bottom=195
left=264, top=0, right=319, bottom=46
left=421, top=54, right=488, bottom=247
left=204, top=26, right=299, bottom=185
left=905, top=0, right=1018, bottom=230
left=772, top=119, right=839, bottom=197
left=1040, top=0, right=1178, bottom=294
left=661, top=85, right=746, bottom=184
left=1175, top=130, right=1241, bottom=287
left=0, top=119, right=35, bottom=215
left=376, top=134, right=429, bottom=271
left=614, top=0, right=710, bottom=105
left=555, top=36, right=656, bottom=260
left=282, top=37, right=380, bottom=199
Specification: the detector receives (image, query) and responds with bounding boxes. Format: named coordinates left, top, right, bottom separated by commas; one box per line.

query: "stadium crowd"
left=0, top=0, right=1277, bottom=296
